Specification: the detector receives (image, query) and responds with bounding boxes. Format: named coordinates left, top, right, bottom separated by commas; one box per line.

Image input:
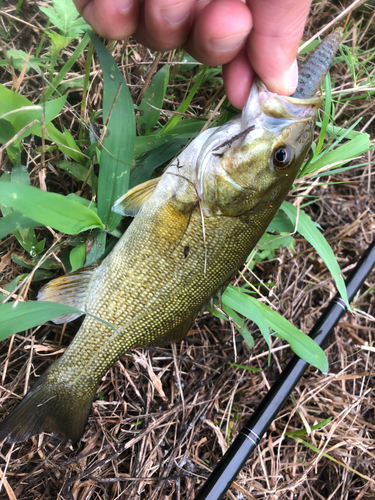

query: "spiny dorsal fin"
left=37, top=263, right=99, bottom=324
left=112, top=177, right=160, bottom=217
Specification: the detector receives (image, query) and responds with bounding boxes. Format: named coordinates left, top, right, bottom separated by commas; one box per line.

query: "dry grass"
left=0, top=0, right=374, bottom=499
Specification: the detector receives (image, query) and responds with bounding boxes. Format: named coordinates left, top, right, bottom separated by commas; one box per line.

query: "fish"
left=0, top=28, right=343, bottom=444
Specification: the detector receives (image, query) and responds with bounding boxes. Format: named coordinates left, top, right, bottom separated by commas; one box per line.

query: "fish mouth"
left=257, top=80, right=321, bottom=120
left=240, top=79, right=320, bottom=138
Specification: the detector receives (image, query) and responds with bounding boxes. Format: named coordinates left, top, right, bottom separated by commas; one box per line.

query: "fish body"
left=0, top=30, right=342, bottom=444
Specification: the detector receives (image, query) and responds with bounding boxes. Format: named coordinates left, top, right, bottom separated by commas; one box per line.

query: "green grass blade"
left=314, top=73, right=331, bottom=158
left=0, top=183, right=104, bottom=234
left=160, top=66, right=206, bottom=135
left=228, top=363, right=262, bottom=373
left=138, top=64, right=169, bottom=135
left=89, top=32, right=136, bottom=231
left=45, top=122, right=86, bottom=164
left=222, top=304, right=255, bottom=349
left=43, top=31, right=90, bottom=101
left=303, top=133, right=370, bottom=176
left=281, top=201, right=349, bottom=309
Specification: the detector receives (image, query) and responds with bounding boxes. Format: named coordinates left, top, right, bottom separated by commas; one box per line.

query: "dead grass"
left=0, top=0, right=374, bottom=499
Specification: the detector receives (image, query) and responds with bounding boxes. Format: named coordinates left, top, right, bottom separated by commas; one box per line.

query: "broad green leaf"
left=0, top=211, right=39, bottom=240
left=0, top=118, right=16, bottom=144
left=89, top=32, right=136, bottom=231
left=11, top=165, right=30, bottom=185
left=318, top=121, right=364, bottom=140
left=0, top=183, right=104, bottom=234
left=281, top=201, right=349, bottom=309
left=39, top=0, right=89, bottom=38
left=223, top=286, right=270, bottom=348
left=0, top=274, right=27, bottom=301
left=46, top=30, right=72, bottom=53
left=5, top=49, right=53, bottom=72
left=0, top=301, right=119, bottom=341
left=56, top=160, right=98, bottom=192
left=222, top=304, right=254, bottom=349
left=70, top=242, right=86, bottom=271
left=138, top=65, right=169, bottom=136
left=133, top=118, right=204, bottom=159
left=211, top=303, right=254, bottom=348
left=225, top=286, right=328, bottom=372
left=0, top=84, right=67, bottom=142
left=257, top=233, right=295, bottom=251
left=0, top=84, right=85, bottom=164
left=85, top=229, right=106, bottom=266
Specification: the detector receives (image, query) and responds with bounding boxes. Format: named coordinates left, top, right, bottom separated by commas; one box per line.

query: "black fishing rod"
left=195, top=239, right=375, bottom=500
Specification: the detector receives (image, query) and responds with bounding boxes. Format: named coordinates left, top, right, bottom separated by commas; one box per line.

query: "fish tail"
left=0, top=372, right=94, bottom=444
left=292, top=27, right=343, bottom=99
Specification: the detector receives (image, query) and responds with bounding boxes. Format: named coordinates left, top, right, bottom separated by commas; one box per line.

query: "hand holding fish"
left=73, top=0, right=312, bottom=108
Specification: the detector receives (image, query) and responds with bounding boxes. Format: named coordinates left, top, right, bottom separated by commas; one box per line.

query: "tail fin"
left=0, top=373, right=94, bottom=444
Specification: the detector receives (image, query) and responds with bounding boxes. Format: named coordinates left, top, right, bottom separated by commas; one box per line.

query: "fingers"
left=185, top=0, right=252, bottom=67
left=134, top=0, right=196, bottom=51
left=74, top=0, right=139, bottom=39
left=222, top=48, right=254, bottom=109
left=74, top=0, right=312, bottom=106
left=74, top=0, right=197, bottom=49
left=246, top=0, right=312, bottom=95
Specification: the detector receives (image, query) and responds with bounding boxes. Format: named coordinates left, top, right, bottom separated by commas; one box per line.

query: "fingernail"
left=161, top=2, right=192, bottom=26
left=115, top=0, right=133, bottom=14
left=209, top=32, right=249, bottom=53
left=263, top=59, right=298, bottom=95
left=286, top=59, right=298, bottom=95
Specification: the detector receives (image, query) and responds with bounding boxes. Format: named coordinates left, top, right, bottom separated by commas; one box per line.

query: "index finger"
left=73, top=0, right=139, bottom=39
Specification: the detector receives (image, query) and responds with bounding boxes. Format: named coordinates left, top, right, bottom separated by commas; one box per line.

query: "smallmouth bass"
left=0, top=29, right=343, bottom=444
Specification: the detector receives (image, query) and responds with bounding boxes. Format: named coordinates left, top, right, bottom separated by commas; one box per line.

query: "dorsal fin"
left=112, top=177, right=160, bottom=217
left=37, top=263, right=99, bottom=324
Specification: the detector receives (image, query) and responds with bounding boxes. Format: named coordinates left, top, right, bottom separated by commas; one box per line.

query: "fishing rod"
left=195, top=239, right=375, bottom=500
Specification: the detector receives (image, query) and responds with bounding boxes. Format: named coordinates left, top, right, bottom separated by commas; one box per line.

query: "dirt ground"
left=0, top=1, right=374, bottom=499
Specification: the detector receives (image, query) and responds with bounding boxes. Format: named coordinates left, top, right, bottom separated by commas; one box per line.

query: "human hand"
left=74, top=0, right=312, bottom=109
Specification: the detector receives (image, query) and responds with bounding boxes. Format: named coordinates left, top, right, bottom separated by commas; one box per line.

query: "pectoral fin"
left=37, top=263, right=99, bottom=324
left=113, top=177, right=160, bottom=217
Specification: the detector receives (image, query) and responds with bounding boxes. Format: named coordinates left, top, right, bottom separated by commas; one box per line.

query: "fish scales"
left=0, top=29, right=343, bottom=444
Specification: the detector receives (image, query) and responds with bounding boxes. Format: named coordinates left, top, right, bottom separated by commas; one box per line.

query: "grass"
left=0, top=0, right=374, bottom=499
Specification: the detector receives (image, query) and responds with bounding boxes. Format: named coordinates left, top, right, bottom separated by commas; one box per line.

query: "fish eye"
left=273, top=144, right=294, bottom=169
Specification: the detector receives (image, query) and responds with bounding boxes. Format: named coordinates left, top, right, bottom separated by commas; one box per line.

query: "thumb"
left=246, top=0, right=312, bottom=95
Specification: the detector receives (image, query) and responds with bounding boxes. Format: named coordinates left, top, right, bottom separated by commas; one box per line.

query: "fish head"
left=197, top=80, right=322, bottom=217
